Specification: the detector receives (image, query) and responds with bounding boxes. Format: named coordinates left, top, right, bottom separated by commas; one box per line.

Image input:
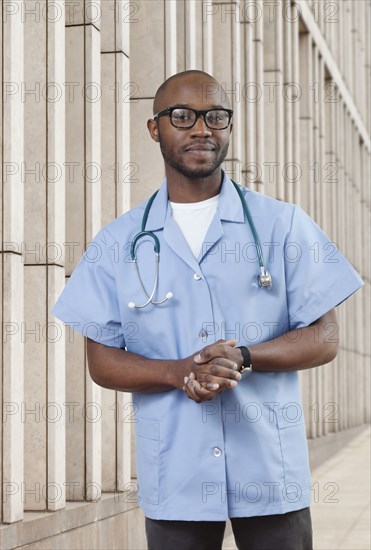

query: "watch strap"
left=236, top=346, right=253, bottom=375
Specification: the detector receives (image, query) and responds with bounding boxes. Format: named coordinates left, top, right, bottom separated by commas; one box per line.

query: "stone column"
left=263, top=0, right=284, bottom=199
left=283, top=0, right=293, bottom=203
left=1, top=0, right=25, bottom=523
left=101, top=0, right=132, bottom=492
left=65, top=0, right=102, bottom=502
left=22, top=0, right=66, bottom=513
left=130, top=0, right=165, bottom=206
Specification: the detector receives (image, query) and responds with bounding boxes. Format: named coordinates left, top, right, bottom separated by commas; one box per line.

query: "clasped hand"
left=182, top=339, right=244, bottom=403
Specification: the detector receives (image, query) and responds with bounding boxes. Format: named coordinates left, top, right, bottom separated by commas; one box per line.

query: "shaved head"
left=153, top=70, right=231, bottom=114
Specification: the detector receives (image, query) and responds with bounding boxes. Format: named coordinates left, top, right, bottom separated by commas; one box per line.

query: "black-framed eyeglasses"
left=153, top=106, right=233, bottom=130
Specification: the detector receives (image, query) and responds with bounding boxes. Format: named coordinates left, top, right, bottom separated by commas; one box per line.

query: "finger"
left=210, top=357, right=240, bottom=371
left=194, top=379, right=217, bottom=395
left=183, top=380, right=198, bottom=401
left=196, top=361, right=241, bottom=380
left=195, top=361, right=241, bottom=389
left=182, top=375, right=189, bottom=392
left=224, top=339, right=238, bottom=347
left=190, top=374, right=216, bottom=395
left=184, top=373, right=205, bottom=401
left=185, top=373, right=216, bottom=402
left=194, top=340, right=238, bottom=364
left=207, top=339, right=237, bottom=347
left=197, top=374, right=239, bottom=390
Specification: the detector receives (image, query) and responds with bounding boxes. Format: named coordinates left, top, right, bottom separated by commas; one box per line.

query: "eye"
left=172, top=109, right=193, bottom=121
left=207, top=111, right=228, bottom=123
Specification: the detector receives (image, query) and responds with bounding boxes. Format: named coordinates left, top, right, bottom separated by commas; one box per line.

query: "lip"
left=185, top=144, right=215, bottom=152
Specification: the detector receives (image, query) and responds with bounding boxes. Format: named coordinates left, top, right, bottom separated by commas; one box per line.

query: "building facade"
left=1, top=0, right=370, bottom=548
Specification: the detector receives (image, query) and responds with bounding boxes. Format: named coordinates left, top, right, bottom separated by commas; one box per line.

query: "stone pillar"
left=22, top=0, right=66, bottom=513
left=65, top=0, right=102, bottom=502
left=283, top=0, right=293, bottom=203
left=101, top=0, right=132, bottom=492
left=185, top=0, right=202, bottom=70
left=255, top=4, right=265, bottom=194
left=241, top=15, right=255, bottom=189
left=361, top=143, right=370, bottom=423
left=202, top=0, right=213, bottom=74
left=165, top=0, right=177, bottom=78
left=208, top=1, right=242, bottom=175
left=130, top=0, right=165, bottom=206
left=324, top=79, right=338, bottom=433
left=298, top=31, right=314, bottom=215
left=263, top=0, right=284, bottom=199
left=291, top=4, right=300, bottom=204
left=1, top=0, right=25, bottom=523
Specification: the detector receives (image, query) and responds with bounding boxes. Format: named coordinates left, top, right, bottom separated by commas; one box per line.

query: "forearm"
left=87, top=338, right=189, bottom=393
left=249, top=309, right=339, bottom=372
left=193, top=310, right=339, bottom=382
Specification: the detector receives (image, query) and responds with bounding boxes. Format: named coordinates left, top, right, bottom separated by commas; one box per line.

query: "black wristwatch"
left=236, top=346, right=253, bottom=376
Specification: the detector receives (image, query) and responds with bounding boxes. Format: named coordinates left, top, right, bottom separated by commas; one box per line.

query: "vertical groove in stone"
left=0, top=1, right=3, bottom=522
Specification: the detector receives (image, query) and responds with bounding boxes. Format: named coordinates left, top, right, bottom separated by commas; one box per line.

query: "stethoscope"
left=128, top=181, right=272, bottom=309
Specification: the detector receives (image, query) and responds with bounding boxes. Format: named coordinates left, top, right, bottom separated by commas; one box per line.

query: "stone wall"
left=1, top=1, right=370, bottom=548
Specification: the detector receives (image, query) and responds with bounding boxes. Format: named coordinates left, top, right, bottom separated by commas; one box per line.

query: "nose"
left=190, top=114, right=212, bottom=136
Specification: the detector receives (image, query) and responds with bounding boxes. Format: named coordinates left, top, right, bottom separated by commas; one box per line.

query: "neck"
left=165, top=166, right=223, bottom=203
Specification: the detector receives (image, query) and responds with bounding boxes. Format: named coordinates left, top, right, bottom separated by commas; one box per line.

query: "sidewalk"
left=311, top=426, right=370, bottom=550
left=222, top=426, right=370, bottom=550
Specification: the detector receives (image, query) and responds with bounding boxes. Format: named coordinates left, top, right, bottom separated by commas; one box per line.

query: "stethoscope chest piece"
left=258, top=267, right=272, bottom=288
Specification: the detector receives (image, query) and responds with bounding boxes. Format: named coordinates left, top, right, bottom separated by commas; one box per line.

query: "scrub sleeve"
left=52, top=228, right=125, bottom=349
left=283, top=205, right=363, bottom=329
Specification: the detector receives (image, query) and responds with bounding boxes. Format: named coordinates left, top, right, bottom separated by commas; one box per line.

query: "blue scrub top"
left=52, top=175, right=363, bottom=520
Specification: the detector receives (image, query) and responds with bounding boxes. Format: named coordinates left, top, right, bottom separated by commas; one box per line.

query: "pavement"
left=222, top=426, right=371, bottom=550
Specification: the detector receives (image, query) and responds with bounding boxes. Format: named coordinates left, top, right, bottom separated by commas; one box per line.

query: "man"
left=53, top=70, right=363, bottom=550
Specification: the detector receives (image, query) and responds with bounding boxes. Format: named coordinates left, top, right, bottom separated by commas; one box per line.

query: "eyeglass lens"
left=171, top=108, right=231, bottom=129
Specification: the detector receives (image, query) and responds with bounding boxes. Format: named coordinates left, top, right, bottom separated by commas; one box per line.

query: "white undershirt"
left=170, top=194, right=220, bottom=259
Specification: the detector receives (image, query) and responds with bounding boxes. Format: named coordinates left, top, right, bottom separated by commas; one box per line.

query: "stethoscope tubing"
left=128, top=181, right=272, bottom=308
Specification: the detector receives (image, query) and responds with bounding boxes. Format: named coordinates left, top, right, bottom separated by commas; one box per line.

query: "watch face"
left=241, top=365, right=252, bottom=374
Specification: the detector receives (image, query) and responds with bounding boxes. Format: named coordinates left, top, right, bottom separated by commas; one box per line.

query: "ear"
left=147, top=119, right=160, bottom=142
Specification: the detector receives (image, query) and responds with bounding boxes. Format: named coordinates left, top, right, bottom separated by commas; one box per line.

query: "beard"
left=159, top=139, right=230, bottom=179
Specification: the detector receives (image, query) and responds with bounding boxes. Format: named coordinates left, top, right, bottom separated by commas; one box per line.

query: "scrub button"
left=212, top=447, right=222, bottom=458
left=193, top=273, right=202, bottom=280
left=199, top=329, right=208, bottom=339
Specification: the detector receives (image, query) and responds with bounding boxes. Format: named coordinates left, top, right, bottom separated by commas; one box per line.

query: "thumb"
left=193, top=339, right=238, bottom=364
left=224, top=339, right=237, bottom=347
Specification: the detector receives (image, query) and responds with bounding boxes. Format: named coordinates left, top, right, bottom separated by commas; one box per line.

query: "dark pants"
left=145, top=507, right=313, bottom=550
